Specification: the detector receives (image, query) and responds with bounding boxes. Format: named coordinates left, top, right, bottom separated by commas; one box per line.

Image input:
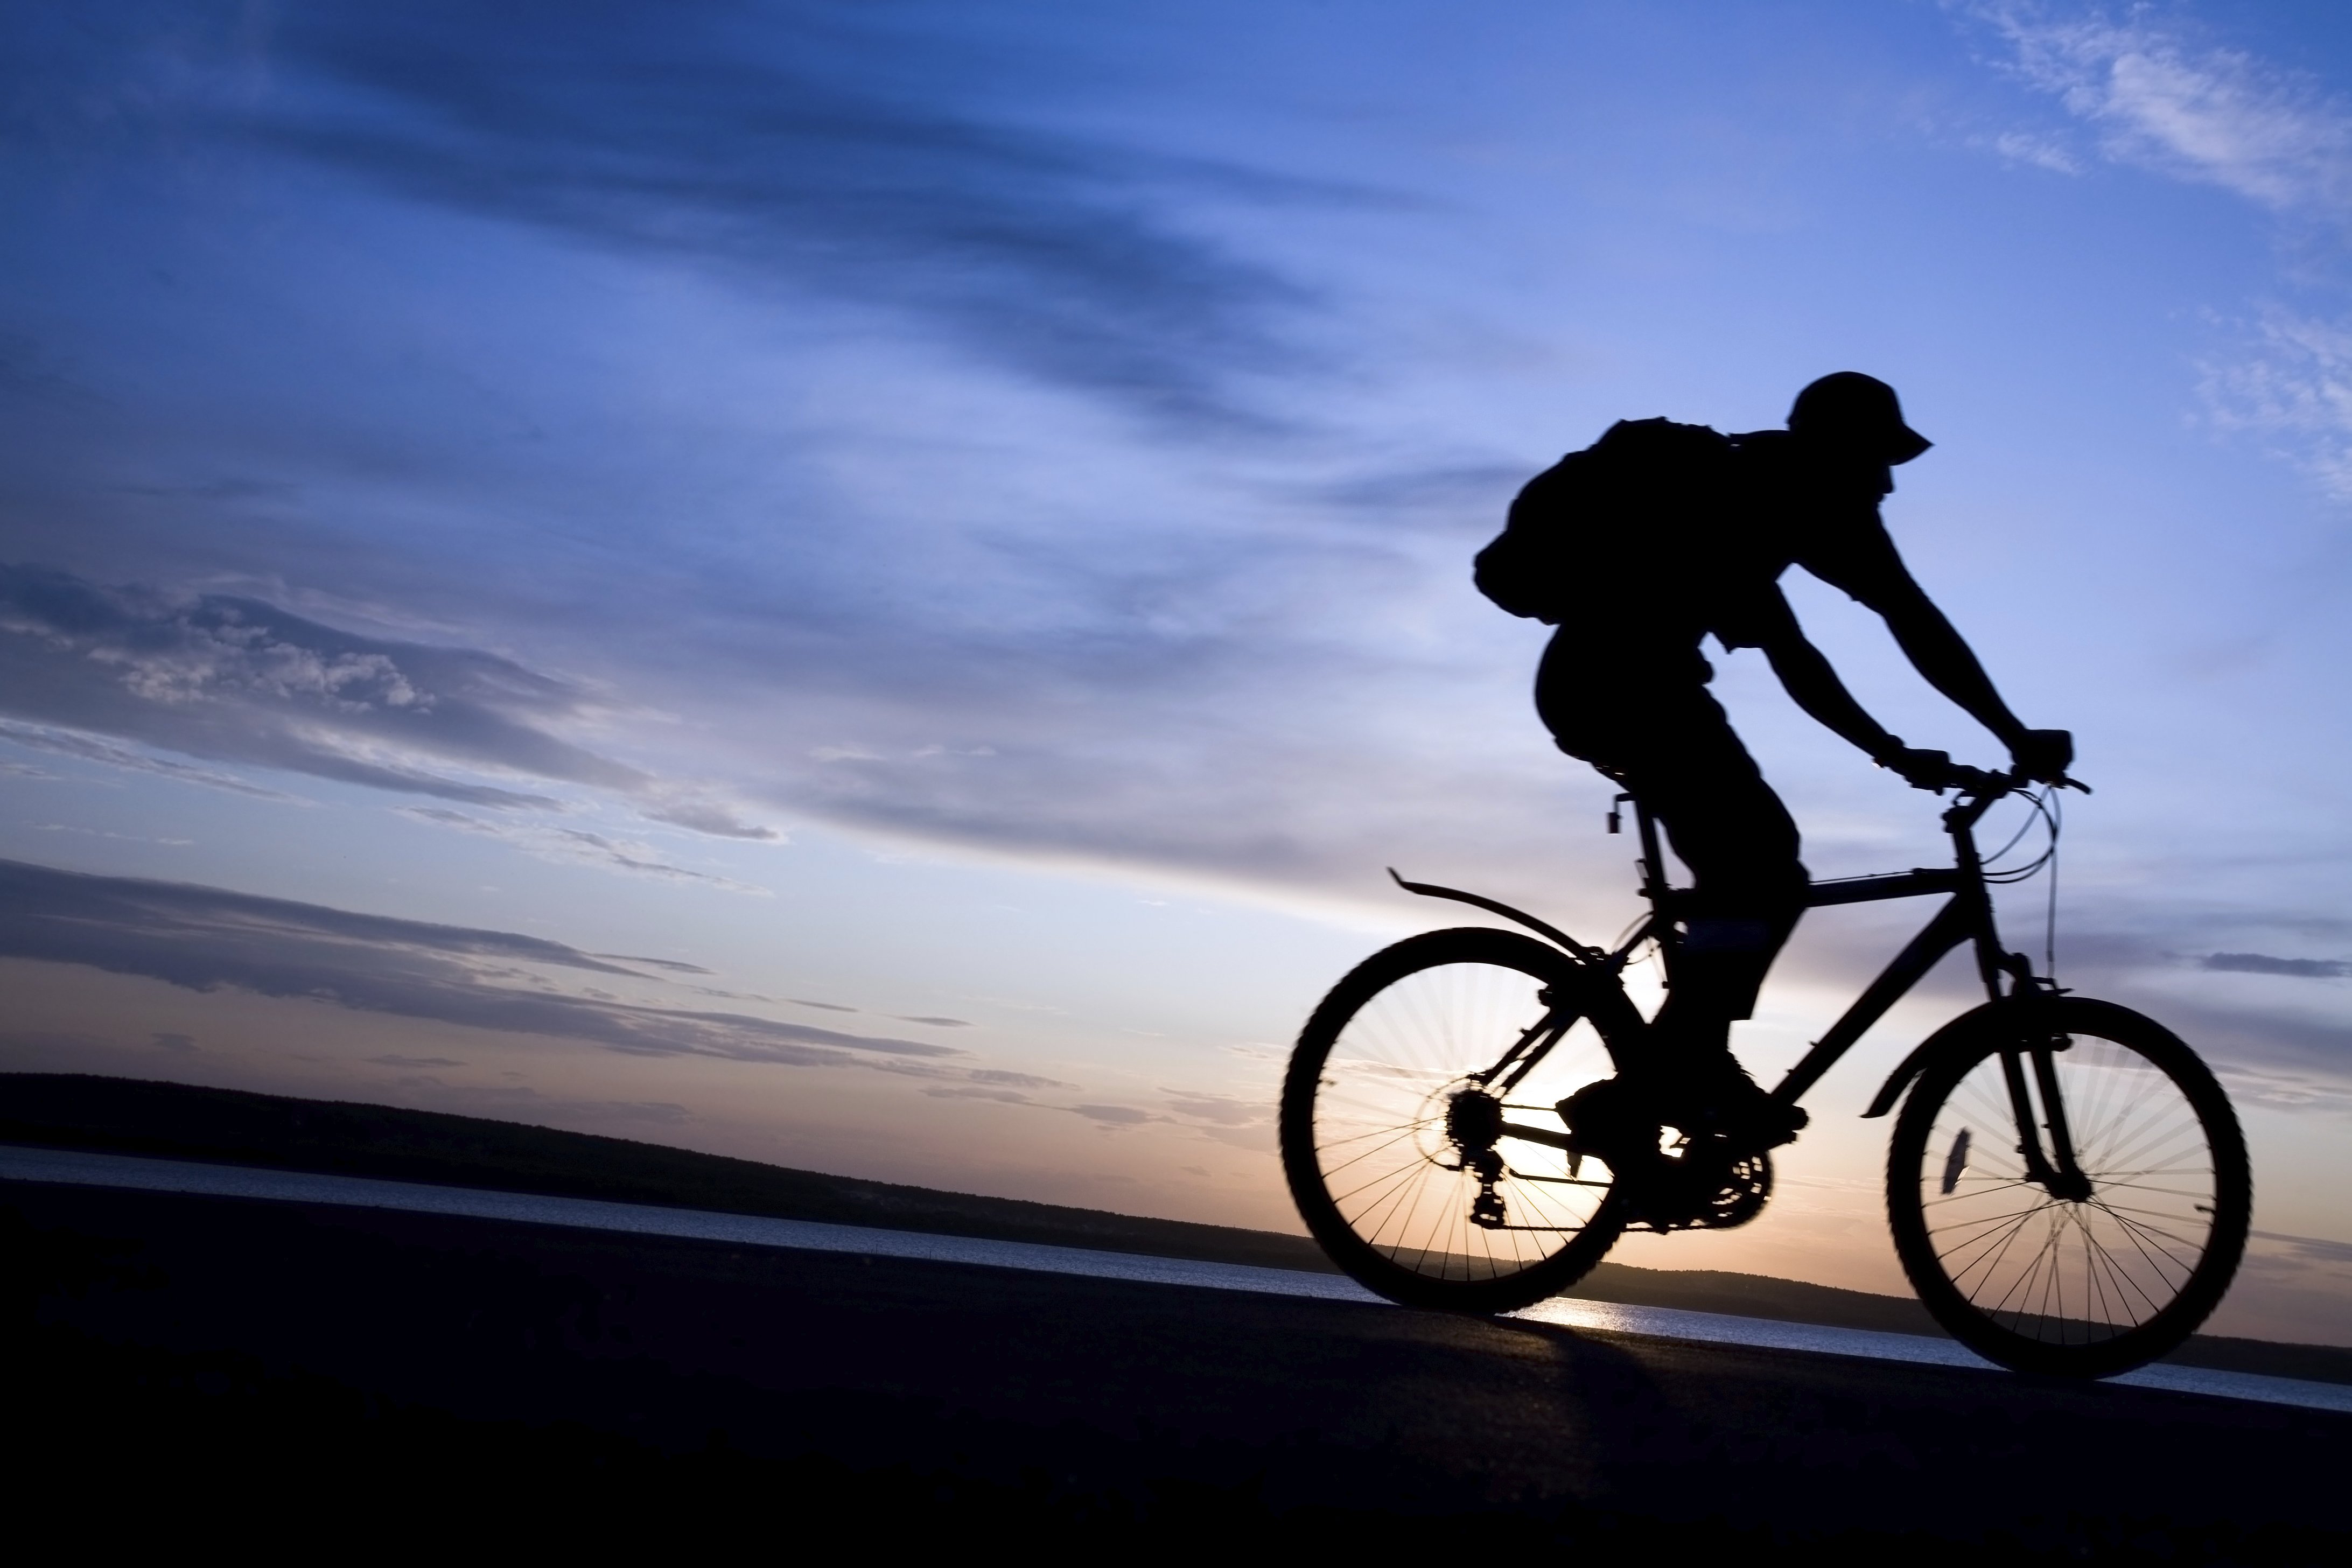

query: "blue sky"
left=6, top=1, right=2352, bottom=1339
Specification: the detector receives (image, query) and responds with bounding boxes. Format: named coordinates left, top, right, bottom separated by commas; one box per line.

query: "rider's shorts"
left=1534, top=637, right=1808, bottom=936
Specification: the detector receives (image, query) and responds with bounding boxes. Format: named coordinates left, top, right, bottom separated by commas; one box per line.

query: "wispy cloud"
left=0, top=856, right=953, bottom=1068
left=0, top=562, right=613, bottom=804
left=1159, top=1089, right=1264, bottom=1127
left=1072, top=1103, right=1158, bottom=1126
left=1970, top=5, right=2352, bottom=491
left=593, top=953, right=713, bottom=977
left=0, top=718, right=300, bottom=801
left=2204, top=950, right=2350, bottom=979
left=2198, top=307, right=2352, bottom=499
left=0, top=563, right=780, bottom=841
left=395, top=807, right=771, bottom=894
left=1978, top=4, right=2352, bottom=213
left=218, top=2, right=1345, bottom=435
left=2217, top=1063, right=2352, bottom=1116
left=637, top=796, right=781, bottom=842
left=918, top=1065, right=1081, bottom=1107
left=1987, top=129, right=2083, bottom=174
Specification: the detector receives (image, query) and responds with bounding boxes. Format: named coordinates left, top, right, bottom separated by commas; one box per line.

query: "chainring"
left=1697, top=1148, right=1773, bottom=1229
left=1625, top=1142, right=1775, bottom=1232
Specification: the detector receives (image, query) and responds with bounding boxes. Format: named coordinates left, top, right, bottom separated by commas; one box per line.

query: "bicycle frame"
left=1392, top=776, right=2090, bottom=1192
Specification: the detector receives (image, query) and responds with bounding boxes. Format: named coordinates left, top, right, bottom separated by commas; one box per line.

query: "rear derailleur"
left=1443, top=1086, right=1513, bottom=1228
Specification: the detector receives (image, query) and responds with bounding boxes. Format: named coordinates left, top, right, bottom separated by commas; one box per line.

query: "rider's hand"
left=2010, top=728, right=2074, bottom=784
left=1880, top=746, right=1953, bottom=792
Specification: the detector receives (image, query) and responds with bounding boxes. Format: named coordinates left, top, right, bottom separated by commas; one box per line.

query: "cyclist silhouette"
left=1517, top=373, right=2071, bottom=1146
left=1279, top=384, right=2239, bottom=1355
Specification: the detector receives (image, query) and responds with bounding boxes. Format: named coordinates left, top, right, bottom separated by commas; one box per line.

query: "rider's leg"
left=1619, top=736, right=1809, bottom=1140
left=1541, top=676, right=1808, bottom=1141
left=1630, top=721, right=1807, bottom=1050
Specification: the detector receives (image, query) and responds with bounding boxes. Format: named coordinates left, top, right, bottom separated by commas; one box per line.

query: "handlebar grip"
left=1946, top=766, right=2087, bottom=797
left=1942, top=764, right=2010, bottom=795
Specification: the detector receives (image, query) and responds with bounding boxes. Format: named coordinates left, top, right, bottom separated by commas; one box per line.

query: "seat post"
left=1631, top=795, right=1671, bottom=908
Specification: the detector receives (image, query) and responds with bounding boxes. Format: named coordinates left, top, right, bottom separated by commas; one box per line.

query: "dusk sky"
left=6, top=1, right=2352, bottom=1342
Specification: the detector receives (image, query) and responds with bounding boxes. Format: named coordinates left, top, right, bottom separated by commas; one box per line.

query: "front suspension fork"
left=1998, top=1040, right=2092, bottom=1202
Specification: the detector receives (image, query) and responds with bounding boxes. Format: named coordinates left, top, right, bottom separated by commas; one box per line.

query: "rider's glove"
left=2010, top=728, right=2074, bottom=784
left=1878, top=746, right=1954, bottom=792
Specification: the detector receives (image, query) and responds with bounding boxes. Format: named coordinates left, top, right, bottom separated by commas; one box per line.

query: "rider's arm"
left=1800, top=522, right=2066, bottom=775
left=1866, top=584, right=2023, bottom=743
left=1741, top=590, right=1903, bottom=760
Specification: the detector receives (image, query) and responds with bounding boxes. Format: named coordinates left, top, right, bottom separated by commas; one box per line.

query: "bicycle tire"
left=1885, top=997, right=2251, bottom=1378
left=1280, top=927, right=1635, bottom=1313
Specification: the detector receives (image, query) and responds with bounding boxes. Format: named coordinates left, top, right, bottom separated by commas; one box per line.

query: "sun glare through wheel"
left=1284, top=928, right=1635, bottom=1312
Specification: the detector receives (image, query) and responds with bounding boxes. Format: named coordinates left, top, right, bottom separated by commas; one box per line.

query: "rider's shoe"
left=1555, top=1076, right=1662, bottom=1168
left=1661, top=1051, right=1808, bottom=1149
left=1558, top=1053, right=1808, bottom=1171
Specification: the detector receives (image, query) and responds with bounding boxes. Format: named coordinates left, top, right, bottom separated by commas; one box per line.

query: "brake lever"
left=2053, top=775, right=2093, bottom=795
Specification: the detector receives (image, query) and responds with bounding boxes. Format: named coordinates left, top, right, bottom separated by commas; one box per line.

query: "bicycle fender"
left=1860, top=998, right=2055, bottom=1119
left=1385, top=868, right=1593, bottom=961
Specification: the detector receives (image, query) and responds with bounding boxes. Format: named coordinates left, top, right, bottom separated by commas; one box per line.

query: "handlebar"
left=1916, top=762, right=2091, bottom=798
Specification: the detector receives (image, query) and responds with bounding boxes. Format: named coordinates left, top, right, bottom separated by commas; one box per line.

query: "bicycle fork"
left=1998, top=1039, right=2092, bottom=1203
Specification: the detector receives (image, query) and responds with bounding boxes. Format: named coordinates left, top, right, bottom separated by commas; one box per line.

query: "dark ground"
left=6, top=1179, right=2346, bottom=1560
left=5, top=1070, right=2344, bottom=1384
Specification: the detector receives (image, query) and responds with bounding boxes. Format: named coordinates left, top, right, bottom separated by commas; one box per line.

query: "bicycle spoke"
left=2075, top=1210, right=2169, bottom=1324
left=1940, top=1196, right=2056, bottom=1294
left=1892, top=1005, right=2248, bottom=1373
left=2092, top=1203, right=2206, bottom=1277
left=1317, top=1123, right=1432, bottom=1183
left=1291, top=937, right=1626, bottom=1299
left=1920, top=1176, right=2041, bottom=1209
left=1343, top=1160, right=1433, bottom=1242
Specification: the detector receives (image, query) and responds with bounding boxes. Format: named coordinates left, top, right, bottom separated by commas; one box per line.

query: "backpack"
left=1473, top=417, right=1733, bottom=624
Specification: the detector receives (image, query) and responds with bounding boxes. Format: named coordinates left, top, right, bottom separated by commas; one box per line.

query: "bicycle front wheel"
left=1280, top=927, right=1634, bottom=1313
left=1886, top=998, right=2251, bottom=1377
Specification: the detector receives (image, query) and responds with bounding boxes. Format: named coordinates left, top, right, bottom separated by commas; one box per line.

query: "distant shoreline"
left=4, top=1070, right=2344, bottom=1385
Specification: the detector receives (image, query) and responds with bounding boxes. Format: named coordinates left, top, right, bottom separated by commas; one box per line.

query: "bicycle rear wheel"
left=1280, top=927, right=1634, bottom=1313
left=1886, top=998, right=2250, bottom=1377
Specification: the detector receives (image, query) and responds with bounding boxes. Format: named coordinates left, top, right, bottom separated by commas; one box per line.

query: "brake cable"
left=1976, top=785, right=2063, bottom=984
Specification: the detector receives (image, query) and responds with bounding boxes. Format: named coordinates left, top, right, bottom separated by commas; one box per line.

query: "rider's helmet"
left=1788, top=372, right=1932, bottom=464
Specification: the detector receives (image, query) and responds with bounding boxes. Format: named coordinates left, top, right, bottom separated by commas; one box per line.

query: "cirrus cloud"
left=0, top=855, right=954, bottom=1070
left=1969, top=5, right=2352, bottom=497
left=1977, top=3, right=2352, bottom=215
left=0, top=562, right=779, bottom=842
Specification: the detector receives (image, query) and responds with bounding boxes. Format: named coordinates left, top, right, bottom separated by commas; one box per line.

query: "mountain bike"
left=1279, top=766, right=2250, bottom=1378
